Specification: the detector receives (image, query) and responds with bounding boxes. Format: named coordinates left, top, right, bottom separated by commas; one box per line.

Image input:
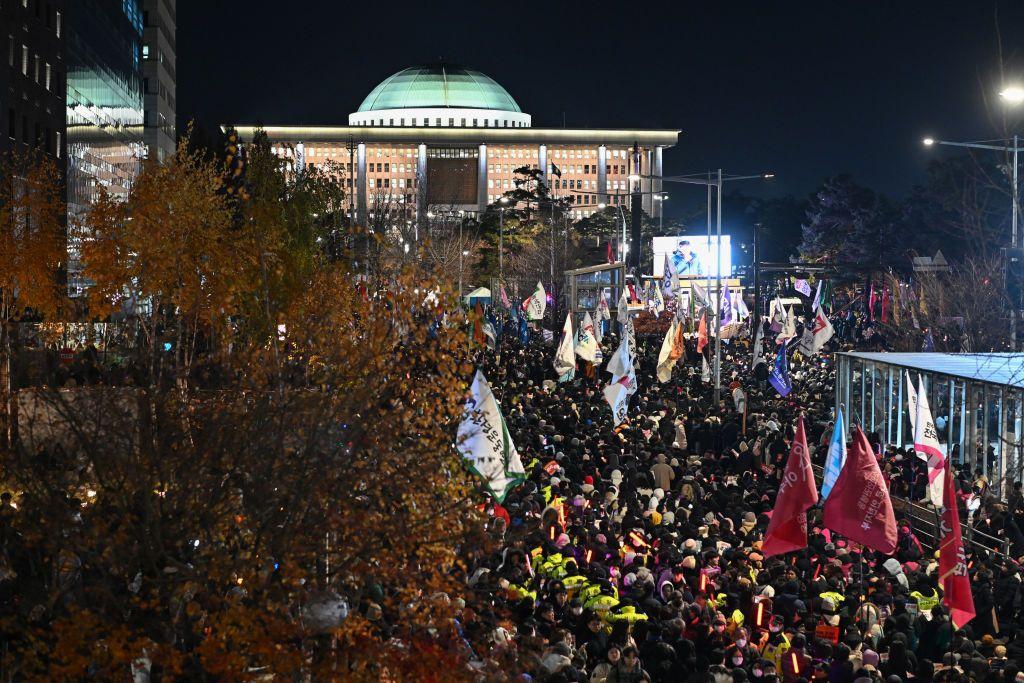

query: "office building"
left=141, top=0, right=175, bottom=162
left=1, top=0, right=66, bottom=161
left=230, top=64, right=679, bottom=225
left=65, top=0, right=145, bottom=294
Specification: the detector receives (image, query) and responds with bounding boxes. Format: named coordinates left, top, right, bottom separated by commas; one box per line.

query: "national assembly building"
left=229, top=63, right=679, bottom=224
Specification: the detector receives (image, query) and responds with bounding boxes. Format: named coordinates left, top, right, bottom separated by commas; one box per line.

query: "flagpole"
left=713, top=168, right=724, bottom=405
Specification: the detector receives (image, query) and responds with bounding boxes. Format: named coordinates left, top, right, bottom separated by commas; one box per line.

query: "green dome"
left=357, top=65, right=522, bottom=113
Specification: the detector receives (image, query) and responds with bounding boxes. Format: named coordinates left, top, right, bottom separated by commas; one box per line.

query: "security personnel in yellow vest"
left=761, top=616, right=791, bottom=671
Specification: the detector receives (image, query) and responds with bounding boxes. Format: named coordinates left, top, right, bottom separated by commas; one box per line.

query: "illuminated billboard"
left=652, top=235, right=732, bottom=279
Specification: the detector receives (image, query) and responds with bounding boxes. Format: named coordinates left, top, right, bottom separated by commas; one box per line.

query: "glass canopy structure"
left=835, top=352, right=1024, bottom=497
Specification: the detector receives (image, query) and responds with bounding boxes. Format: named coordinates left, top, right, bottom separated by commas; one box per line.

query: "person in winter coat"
left=607, top=646, right=651, bottom=683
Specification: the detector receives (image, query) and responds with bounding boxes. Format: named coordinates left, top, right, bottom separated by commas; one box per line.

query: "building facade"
left=230, top=64, right=678, bottom=225
left=65, top=0, right=145, bottom=294
left=1, top=0, right=66, bottom=161
left=141, top=0, right=174, bottom=162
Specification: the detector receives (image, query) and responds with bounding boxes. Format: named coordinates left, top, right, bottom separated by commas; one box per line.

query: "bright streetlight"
left=1001, top=85, right=1024, bottom=105
left=922, top=137, right=935, bottom=147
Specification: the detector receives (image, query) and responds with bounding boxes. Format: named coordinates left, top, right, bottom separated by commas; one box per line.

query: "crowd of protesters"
left=451, top=304, right=1024, bottom=682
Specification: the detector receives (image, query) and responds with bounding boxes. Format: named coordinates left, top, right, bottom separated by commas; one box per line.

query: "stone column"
left=597, top=145, right=608, bottom=205
left=478, top=144, right=488, bottom=213
left=357, top=143, right=367, bottom=226
left=539, top=144, right=548, bottom=189
left=416, top=143, right=427, bottom=221
left=654, top=146, right=664, bottom=220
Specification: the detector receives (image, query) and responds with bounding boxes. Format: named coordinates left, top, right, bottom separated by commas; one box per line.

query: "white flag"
left=554, top=313, right=576, bottom=380
left=655, top=321, right=679, bottom=385
left=663, top=253, right=678, bottom=297
left=576, top=312, right=599, bottom=362
left=606, top=333, right=637, bottom=396
left=701, top=354, right=711, bottom=383
left=905, top=370, right=918, bottom=439
left=652, top=282, right=665, bottom=315
left=776, top=306, right=797, bottom=344
left=752, top=323, right=765, bottom=369
left=603, top=377, right=631, bottom=426
left=617, top=289, right=630, bottom=327
left=691, top=281, right=710, bottom=309
left=457, top=371, right=525, bottom=502
left=913, top=375, right=946, bottom=507
left=798, top=305, right=834, bottom=355
left=525, top=281, right=546, bottom=321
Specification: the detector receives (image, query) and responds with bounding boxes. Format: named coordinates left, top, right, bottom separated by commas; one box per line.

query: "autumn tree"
left=0, top=151, right=66, bottom=440
left=2, top=137, right=490, bottom=679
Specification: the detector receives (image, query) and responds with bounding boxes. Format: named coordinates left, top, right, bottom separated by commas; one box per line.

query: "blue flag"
left=820, top=407, right=847, bottom=500
left=768, top=344, right=792, bottom=397
left=519, top=315, right=530, bottom=345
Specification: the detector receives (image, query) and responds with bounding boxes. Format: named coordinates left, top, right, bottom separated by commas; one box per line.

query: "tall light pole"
left=654, top=193, right=668, bottom=233
left=657, top=171, right=776, bottom=404
left=499, top=196, right=509, bottom=285
left=923, top=135, right=1022, bottom=247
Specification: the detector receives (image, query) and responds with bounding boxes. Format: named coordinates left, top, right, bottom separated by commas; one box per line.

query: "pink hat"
left=555, top=533, right=571, bottom=549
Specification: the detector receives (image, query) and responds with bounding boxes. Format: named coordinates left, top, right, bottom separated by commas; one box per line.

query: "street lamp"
left=653, top=193, right=668, bottom=232
left=499, top=196, right=509, bottom=285
left=1000, top=85, right=1024, bottom=105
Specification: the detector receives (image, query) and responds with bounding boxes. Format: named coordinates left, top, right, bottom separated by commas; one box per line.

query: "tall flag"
left=721, top=286, right=734, bottom=326
left=762, top=417, right=818, bottom=557
left=473, top=303, right=487, bottom=346
left=663, top=253, right=678, bottom=297
left=617, top=289, right=630, bottom=331
left=820, top=407, right=847, bottom=500
left=457, top=371, right=525, bottom=502
left=576, top=312, right=599, bottom=362
left=554, top=313, right=576, bottom=380
left=625, top=317, right=637, bottom=364
left=525, top=281, right=546, bottom=321
left=603, top=376, right=631, bottom=426
left=768, top=345, right=792, bottom=397
left=823, top=426, right=898, bottom=554
left=939, top=462, right=976, bottom=627
left=500, top=286, right=511, bottom=309
left=596, top=291, right=611, bottom=342
left=652, top=281, right=665, bottom=315
left=905, top=371, right=918, bottom=439
left=797, top=305, right=834, bottom=355
left=696, top=311, right=709, bottom=354
left=793, top=278, right=812, bottom=297
left=770, top=296, right=786, bottom=333
left=913, top=375, right=946, bottom=507
left=607, top=332, right=637, bottom=396
left=482, top=314, right=498, bottom=350
left=922, top=329, right=935, bottom=352
left=691, top=281, right=710, bottom=309
left=811, top=280, right=823, bottom=310
left=751, top=322, right=766, bottom=370
left=776, top=307, right=797, bottom=344
left=518, top=314, right=530, bottom=345
left=701, top=354, right=711, bottom=383
left=606, top=241, right=614, bottom=264
left=656, top=319, right=685, bottom=383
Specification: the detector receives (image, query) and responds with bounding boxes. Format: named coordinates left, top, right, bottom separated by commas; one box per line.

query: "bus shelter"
left=564, top=262, right=627, bottom=313
left=835, top=352, right=1024, bottom=498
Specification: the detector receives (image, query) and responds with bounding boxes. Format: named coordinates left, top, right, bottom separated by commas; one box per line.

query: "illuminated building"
left=230, top=64, right=679, bottom=224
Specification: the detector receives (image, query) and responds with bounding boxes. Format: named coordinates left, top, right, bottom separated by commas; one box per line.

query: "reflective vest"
left=563, top=574, right=589, bottom=598
left=608, top=604, right=649, bottom=623
left=585, top=594, right=620, bottom=614
left=762, top=633, right=791, bottom=671
left=911, top=589, right=940, bottom=613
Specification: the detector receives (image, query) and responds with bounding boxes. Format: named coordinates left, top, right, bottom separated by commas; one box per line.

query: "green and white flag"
left=458, top=371, right=525, bottom=502
left=525, top=281, right=546, bottom=321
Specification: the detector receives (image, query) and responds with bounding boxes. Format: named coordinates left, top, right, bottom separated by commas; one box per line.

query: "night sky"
left=180, top=1, right=1024, bottom=215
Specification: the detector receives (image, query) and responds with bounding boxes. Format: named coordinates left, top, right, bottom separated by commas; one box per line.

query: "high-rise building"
left=1, top=0, right=66, bottom=161
left=65, top=0, right=145, bottom=294
left=230, top=64, right=679, bottom=225
left=141, top=0, right=175, bottom=162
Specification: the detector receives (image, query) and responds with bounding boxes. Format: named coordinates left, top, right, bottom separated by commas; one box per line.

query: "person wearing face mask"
left=726, top=627, right=756, bottom=665
left=761, top=617, right=791, bottom=672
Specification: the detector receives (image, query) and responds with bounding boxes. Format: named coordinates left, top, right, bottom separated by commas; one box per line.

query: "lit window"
left=21, top=45, right=28, bottom=75
left=143, top=44, right=150, bottom=59
left=56, top=11, right=61, bottom=37
left=44, top=63, right=50, bottom=90
left=7, top=36, right=13, bottom=67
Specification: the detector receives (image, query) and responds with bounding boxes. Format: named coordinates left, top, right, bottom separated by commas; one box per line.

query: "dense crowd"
left=450, top=309, right=1024, bottom=682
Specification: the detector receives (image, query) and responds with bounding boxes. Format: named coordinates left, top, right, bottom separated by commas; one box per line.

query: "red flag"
left=939, top=462, right=975, bottom=627
left=606, top=241, right=614, bottom=263
left=473, top=303, right=486, bottom=346
left=762, top=417, right=818, bottom=557
left=823, top=427, right=897, bottom=554
left=696, top=311, right=709, bottom=354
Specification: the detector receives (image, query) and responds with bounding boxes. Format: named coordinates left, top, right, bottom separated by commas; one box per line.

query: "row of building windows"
left=10, top=0, right=62, bottom=36
left=290, top=146, right=635, bottom=163
left=6, top=106, right=61, bottom=156
left=355, top=117, right=525, bottom=129
left=7, top=35, right=58, bottom=92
